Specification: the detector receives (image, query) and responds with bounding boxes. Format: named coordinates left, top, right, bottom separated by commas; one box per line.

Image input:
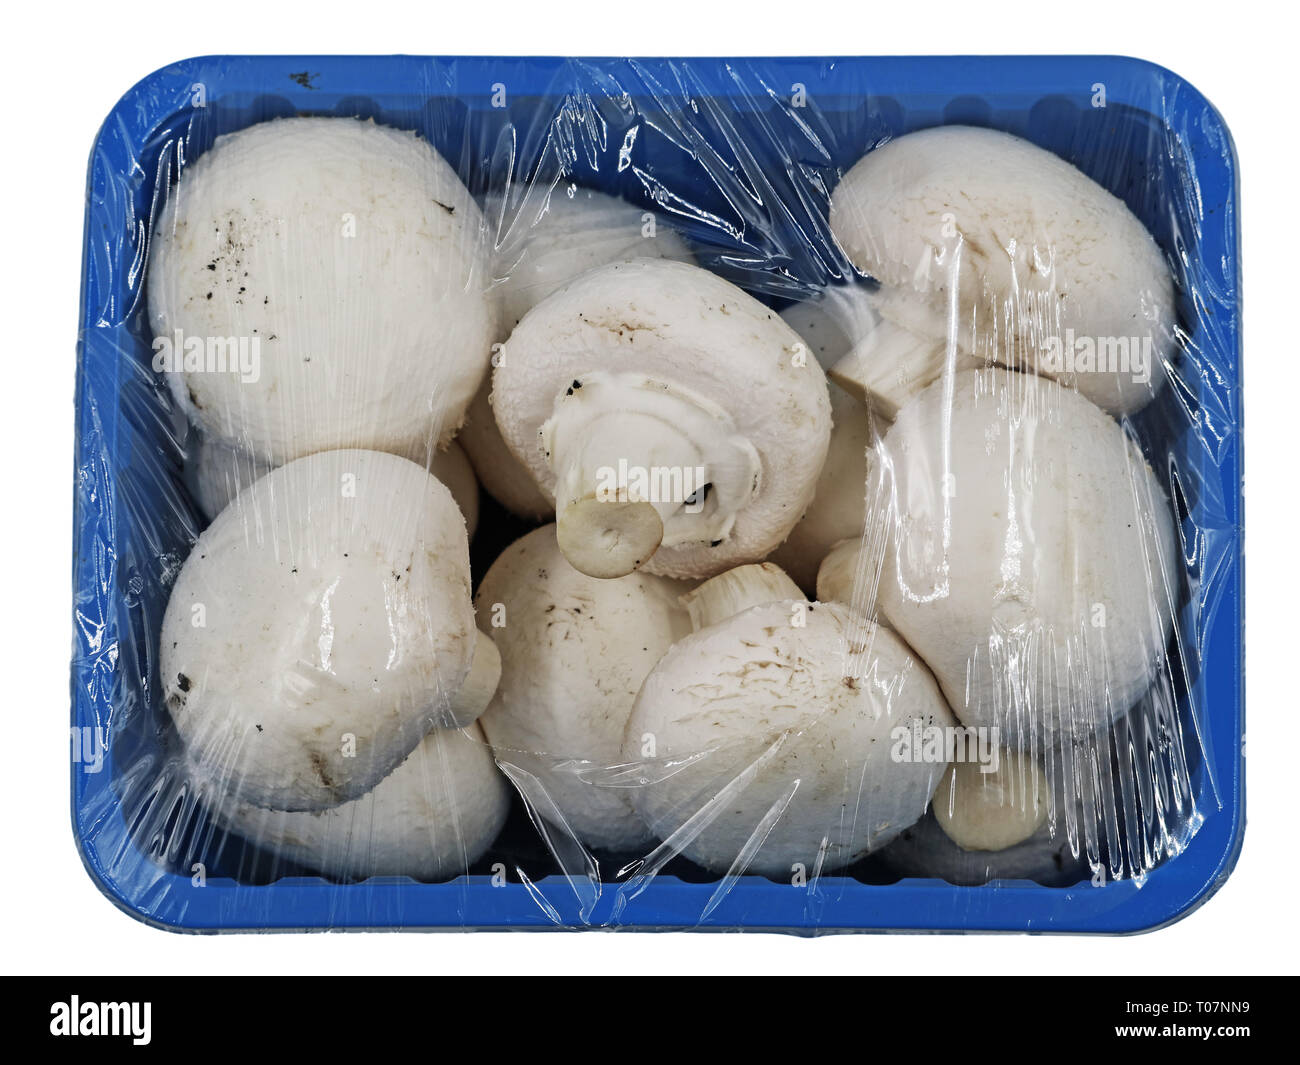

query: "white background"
left=0, top=0, right=1285, bottom=975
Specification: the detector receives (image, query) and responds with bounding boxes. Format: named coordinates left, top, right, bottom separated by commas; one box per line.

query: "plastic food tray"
left=73, top=55, right=1242, bottom=933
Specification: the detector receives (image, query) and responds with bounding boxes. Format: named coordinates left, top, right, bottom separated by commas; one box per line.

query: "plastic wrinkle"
left=612, top=731, right=796, bottom=917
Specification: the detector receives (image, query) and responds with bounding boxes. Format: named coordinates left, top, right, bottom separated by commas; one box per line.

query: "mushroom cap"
left=188, top=433, right=270, bottom=522
left=829, top=125, right=1176, bottom=415
left=768, top=385, right=874, bottom=592
left=815, top=536, right=893, bottom=631
left=475, top=524, right=691, bottom=851
left=485, top=187, right=696, bottom=334
left=624, top=600, right=956, bottom=876
left=148, top=117, right=494, bottom=465
left=494, top=258, right=832, bottom=578
left=189, top=433, right=480, bottom=538
left=458, top=377, right=554, bottom=520
left=878, top=367, right=1178, bottom=744
left=161, top=449, right=477, bottom=811
left=771, top=287, right=883, bottom=591
left=426, top=439, right=481, bottom=541
left=207, top=724, right=509, bottom=880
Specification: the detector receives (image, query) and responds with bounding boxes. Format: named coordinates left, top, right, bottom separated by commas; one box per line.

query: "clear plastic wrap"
left=73, top=56, right=1242, bottom=933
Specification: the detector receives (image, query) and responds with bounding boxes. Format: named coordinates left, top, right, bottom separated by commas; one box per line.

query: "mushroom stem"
left=829, top=316, right=956, bottom=421
left=441, top=630, right=501, bottom=728
left=542, top=371, right=760, bottom=578
left=933, top=749, right=1049, bottom=852
left=680, top=562, right=803, bottom=632
left=556, top=496, right=664, bottom=579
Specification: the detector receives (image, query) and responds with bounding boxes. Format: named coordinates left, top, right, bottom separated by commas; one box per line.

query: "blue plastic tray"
left=74, top=55, right=1242, bottom=933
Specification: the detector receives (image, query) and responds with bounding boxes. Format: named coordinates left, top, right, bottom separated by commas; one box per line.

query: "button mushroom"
left=623, top=563, right=956, bottom=877
left=207, top=724, right=509, bottom=881
left=878, top=746, right=1107, bottom=887
left=878, top=806, right=1090, bottom=888
left=829, top=125, right=1176, bottom=416
left=932, top=747, right=1049, bottom=852
left=187, top=433, right=268, bottom=523
left=877, top=367, right=1178, bottom=746
left=486, top=186, right=696, bottom=335
left=815, top=536, right=892, bottom=631
left=458, top=384, right=554, bottom=522
left=161, top=449, right=497, bottom=811
left=188, top=432, right=480, bottom=538
left=771, top=286, right=886, bottom=592
left=148, top=117, right=495, bottom=465
left=474, top=524, right=691, bottom=851
left=459, top=187, right=695, bottom=520
left=493, top=258, right=832, bottom=579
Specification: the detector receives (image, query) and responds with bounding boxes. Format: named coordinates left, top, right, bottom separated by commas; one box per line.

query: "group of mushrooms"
left=150, top=115, right=1179, bottom=888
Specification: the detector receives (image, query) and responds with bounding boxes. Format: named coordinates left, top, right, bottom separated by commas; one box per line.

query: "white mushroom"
left=877, top=807, right=1089, bottom=888
left=877, top=747, right=1101, bottom=887
left=485, top=186, right=696, bottom=334
left=160, top=449, right=496, bottom=811
left=932, top=747, right=1049, bottom=851
left=771, top=286, right=885, bottom=591
left=148, top=117, right=494, bottom=465
left=425, top=440, right=481, bottom=541
left=207, top=724, right=509, bottom=881
left=815, top=537, right=891, bottom=630
left=493, top=259, right=832, bottom=579
left=459, top=188, right=695, bottom=520
left=189, top=434, right=480, bottom=538
left=677, top=561, right=800, bottom=631
left=623, top=563, right=956, bottom=877
left=877, top=367, right=1178, bottom=746
left=457, top=383, right=553, bottom=521
left=187, top=434, right=268, bottom=523
left=474, top=524, right=691, bottom=851
left=829, top=125, right=1176, bottom=415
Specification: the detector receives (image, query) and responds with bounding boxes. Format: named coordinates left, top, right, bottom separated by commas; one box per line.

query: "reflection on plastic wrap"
left=72, top=56, right=1241, bottom=932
